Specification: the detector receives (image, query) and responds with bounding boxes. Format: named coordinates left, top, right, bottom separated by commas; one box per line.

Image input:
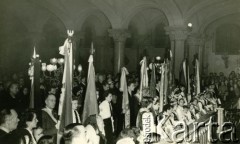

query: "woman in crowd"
left=12, top=109, right=39, bottom=144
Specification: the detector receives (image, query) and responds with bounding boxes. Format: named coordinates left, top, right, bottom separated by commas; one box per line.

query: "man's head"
left=103, top=82, right=109, bottom=91
left=48, top=87, right=56, bottom=95
left=127, top=81, right=135, bottom=92
left=45, top=94, right=56, bottom=109
left=9, top=83, right=19, bottom=96
left=180, top=86, right=185, bottom=92
left=63, top=124, right=87, bottom=144
left=72, top=97, right=79, bottom=110
left=98, top=75, right=104, bottom=83
left=19, top=78, right=24, bottom=86
left=178, top=98, right=185, bottom=107
left=0, top=109, right=19, bottom=132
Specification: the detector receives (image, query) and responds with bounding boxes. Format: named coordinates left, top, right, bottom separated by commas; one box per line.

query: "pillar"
left=187, top=34, right=205, bottom=74
left=165, top=26, right=188, bottom=80
left=73, top=31, right=84, bottom=66
left=108, top=29, right=130, bottom=74
left=95, top=36, right=107, bottom=72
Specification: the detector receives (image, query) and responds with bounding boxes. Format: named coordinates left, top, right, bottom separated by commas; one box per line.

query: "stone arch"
left=184, top=0, right=224, bottom=20
left=199, top=10, right=240, bottom=34
left=74, top=8, right=112, bottom=34
left=122, top=1, right=183, bottom=29
left=33, top=1, right=71, bottom=29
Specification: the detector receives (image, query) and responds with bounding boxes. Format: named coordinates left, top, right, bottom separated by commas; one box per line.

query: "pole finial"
left=90, top=42, right=95, bottom=55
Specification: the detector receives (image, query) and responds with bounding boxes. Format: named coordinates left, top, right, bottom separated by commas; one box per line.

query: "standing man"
left=72, top=97, right=81, bottom=124
left=2, top=83, right=22, bottom=113
left=99, top=91, right=114, bottom=144
left=40, top=94, right=58, bottom=137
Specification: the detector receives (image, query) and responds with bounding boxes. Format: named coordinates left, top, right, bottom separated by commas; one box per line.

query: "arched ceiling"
left=128, top=9, right=168, bottom=35
left=1, top=0, right=240, bottom=35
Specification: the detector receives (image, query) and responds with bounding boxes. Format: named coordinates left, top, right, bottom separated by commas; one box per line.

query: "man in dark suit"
left=40, top=94, right=58, bottom=137
left=2, top=83, right=22, bottom=114
left=0, top=108, right=19, bottom=144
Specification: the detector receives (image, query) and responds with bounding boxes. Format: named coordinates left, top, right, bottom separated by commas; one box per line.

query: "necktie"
left=74, top=110, right=79, bottom=123
left=109, top=102, right=113, bottom=116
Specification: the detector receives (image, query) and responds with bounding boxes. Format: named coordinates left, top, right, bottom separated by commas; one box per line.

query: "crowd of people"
left=0, top=69, right=238, bottom=144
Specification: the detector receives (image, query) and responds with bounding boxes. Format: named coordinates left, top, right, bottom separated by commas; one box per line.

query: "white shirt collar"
left=25, top=128, right=37, bottom=144
left=46, top=106, right=53, bottom=112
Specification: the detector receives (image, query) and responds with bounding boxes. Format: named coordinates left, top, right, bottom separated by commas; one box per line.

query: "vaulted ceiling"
left=0, top=0, right=240, bottom=73
left=1, top=0, right=239, bottom=33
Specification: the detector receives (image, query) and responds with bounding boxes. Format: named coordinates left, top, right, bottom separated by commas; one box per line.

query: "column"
left=187, top=36, right=200, bottom=74
left=198, top=40, right=204, bottom=74
left=187, top=35, right=205, bottom=74
left=165, top=26, right=188, bottom=80
left=108, top=29, right=131, bottom=74
left=95, top=36, right=107, bottom=72
left=169, top=34, right=175, bottom=82
left=73, top=31, right=84, bottom=66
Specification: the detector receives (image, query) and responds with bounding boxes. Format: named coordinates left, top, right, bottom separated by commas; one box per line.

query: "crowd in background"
left=0, top=70, right=239, bottom=144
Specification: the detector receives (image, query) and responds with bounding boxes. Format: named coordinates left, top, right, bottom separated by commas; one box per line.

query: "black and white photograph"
left=0, top=0, right=240, bottom=144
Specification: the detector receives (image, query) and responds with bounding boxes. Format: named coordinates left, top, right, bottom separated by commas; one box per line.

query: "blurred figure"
left=85, top=125, right=100, bottom=144
left=72, top=97, right=81, bottom=124
left=0, top=108, right=19, bottom=144
left=12, top=109, right=38, bottom=144
left=84, top=114, right=106, bottom=144
left=40, top=95, right=58, bottom=138
left=33, top=127, right=44, bottom=142
left=62, top=124, right=87, bottom=144
left=37, top=135, right=54, bottom=144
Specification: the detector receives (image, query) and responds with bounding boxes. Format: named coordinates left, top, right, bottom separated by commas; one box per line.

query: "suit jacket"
left=0, top=129, right=8, bottom=144
left=0, top=129, right=20, bottom=144
left=0, top=129, right=7, bottom=138
left=41, top=109, right=58, bottom=136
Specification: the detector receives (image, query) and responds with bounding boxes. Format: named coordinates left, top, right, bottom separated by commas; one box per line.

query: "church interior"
left=0, top=0, right=240, bottom=144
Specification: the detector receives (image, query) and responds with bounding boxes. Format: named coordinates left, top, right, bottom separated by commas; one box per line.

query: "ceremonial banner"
left=29, top=48, right=36, bottom=109
left=187, top=65, right=191, bottom=102
left=58, top=31, right=74, bottom=137
left=120, top=67, right=130, bottom=128
left=196, top=59, right=201, bottom=95
left=164, top=61, right=169, bottom=105
left=82, top=52, right=99, bottom=123
left=140, top=57, right=148, bottom=101
left=29, top=47, right=40, bottom=109
left=149, top=63, right=156, bottom=98
left=159, top=64, right=165, bottom=112
left=183, top=59, right=187, bottom=85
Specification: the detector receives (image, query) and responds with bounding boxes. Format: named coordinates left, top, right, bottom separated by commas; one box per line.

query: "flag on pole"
left=29, top=48, right=35, bottom=108
left=183, top=59, right=187, bottom=85
left=120, top=67, right=130, bottom=128
left=159, top=63, right=165, bottom=112
left=139, top=57, right=148, bottom=101
left=164, top=60, right=169, bottom=105
left=58, top=31, right=74, bottom=136
left=82, top=53, right=99, bottom=123
left=149, top=63, right=156, bottom=98
left=187, top=65, right=191, bottom=102
left=196, top=59, right=201, bottom=95
left=29, top=47, right=41, bottom=109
